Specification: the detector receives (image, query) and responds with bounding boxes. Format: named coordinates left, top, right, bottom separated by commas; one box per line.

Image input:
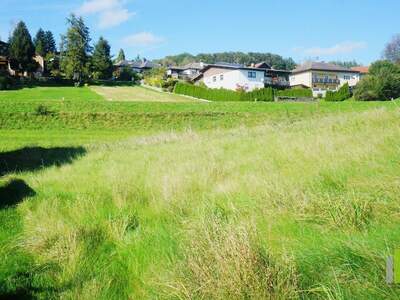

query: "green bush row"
left=174, top=83, right=311, bottom=102
left=325, top=83, right=350, bottom=102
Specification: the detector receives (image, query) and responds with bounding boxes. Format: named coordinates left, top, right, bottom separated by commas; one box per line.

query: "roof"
left=254, top=62, right=271, bottom=69
left=132, top=60, right=158, bottom=69
left=351, top=66, right=369, bottom=74
left=114, top=60, right=159, bottom=69
left=0, top=41, right=8, bottom=57
left=182, top=62, right=206, bottom=70
left=200, top=63, right=267, bottom=73
left=292, top=61, right=360, bottom=74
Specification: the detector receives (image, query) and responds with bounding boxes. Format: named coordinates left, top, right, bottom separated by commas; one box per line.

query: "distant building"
left=193, top=62, right=290, bottom=92
left=0, top=41, right=8, bottom=72
left=290, top=61, right=361, bottom=97
left=351, top=66, right=369, bottom=79
left=114, top=59, right=159, bottom=73
left=166, top=62, right=206, bottom=80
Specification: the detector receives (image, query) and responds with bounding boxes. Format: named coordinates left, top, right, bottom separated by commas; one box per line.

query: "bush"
left=34, top=104, right=52, bottom=116
left=354, top=60, right=400, bottom=101
left=161, top=78, right=178, bottom=92
left=325, top=83, right=351, bottom=102
left=0, top=71, right=12, bottom=90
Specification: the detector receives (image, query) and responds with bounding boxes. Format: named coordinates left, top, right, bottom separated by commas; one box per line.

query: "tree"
left=115, top=49, right=125, bottom=62
left=384, top=34, right=400, bottom=63
left=44, top=31, right=57, bottom=54
left=60, top=14, right=92, bottom=82
left=91, top=37, right=113, bottom=79
left=354, top=60, right=400, bottom=101
left=329, top=60, right=360, bottom=68
left=34, top=28, right=46, bottom=56
left=8, top=21, right=37, bottom=75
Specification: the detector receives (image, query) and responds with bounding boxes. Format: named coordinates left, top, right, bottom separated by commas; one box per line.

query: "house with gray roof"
left=290, top=61, right=361, bottom=97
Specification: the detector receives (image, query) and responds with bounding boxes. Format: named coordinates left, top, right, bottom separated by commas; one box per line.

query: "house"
left=0, top=41, right=8, bottom=72
left=351, top=66, right=369, bottom=79
left=193, top=62, right=291, bottom=91
left=166, top=62, right=206, bottom=80
left=290, top=61, right=361, bottom=97
left=114, top=59, right=159, bottom=73
left=194, top=63, right=265, bottom=91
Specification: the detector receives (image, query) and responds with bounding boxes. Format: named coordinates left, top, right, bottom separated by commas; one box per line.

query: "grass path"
left=90, top=85, right=197, bottom=102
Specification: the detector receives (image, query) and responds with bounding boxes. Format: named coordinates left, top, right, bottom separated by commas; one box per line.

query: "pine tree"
left=8, top=21, right=37, bottom=74
left=91, top=37, right=113, bottom=79
left=60, top=14, right=92, bottom=82
left=44, top=31, right=57, bottom=54
left=34, top=28, right=46, bottom=56
left=115, top=49, right=125, bottom=63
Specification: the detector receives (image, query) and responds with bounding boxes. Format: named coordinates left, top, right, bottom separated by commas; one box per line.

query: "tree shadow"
left=0, top=146, right=86, bottom=177
left=0, top=179, right=36, bottom=209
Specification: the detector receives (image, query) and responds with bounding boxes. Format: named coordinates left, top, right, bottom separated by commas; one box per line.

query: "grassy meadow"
left=1, top=86, right=400, bottom=299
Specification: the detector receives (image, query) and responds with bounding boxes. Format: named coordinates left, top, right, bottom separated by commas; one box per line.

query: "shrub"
left=354, top=60, right=400, bottom=101
left=161, top=78, right=178, bottom=92
left=0, top=71, right=12, bottom=90
left=325, top=83, right=350, bottom=102
left=34, top=104, right=52, bottom=116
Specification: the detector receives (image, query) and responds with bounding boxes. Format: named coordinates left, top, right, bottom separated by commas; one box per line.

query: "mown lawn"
left=91, top=85, right=196, bottom=102
left=0, top=87, right=399, bottom=299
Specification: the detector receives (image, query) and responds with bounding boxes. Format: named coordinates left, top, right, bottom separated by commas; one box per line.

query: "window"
left=248, top=71, right=256, bottom=78
left=213, top=76, right=217, bottom=82
left=220, top=74, right=224, bottom=81
left=344, top=75, right=351, bottom=80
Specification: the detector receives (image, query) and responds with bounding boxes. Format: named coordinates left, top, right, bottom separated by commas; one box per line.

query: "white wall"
left=337, top=72, right=360, bottom=87
left=204, top=69, right=264, bottom=91
left=289, top=72, right=312, bottom=87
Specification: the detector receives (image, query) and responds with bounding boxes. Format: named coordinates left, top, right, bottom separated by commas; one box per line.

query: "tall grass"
left=1, top=107, right=400, bottom=298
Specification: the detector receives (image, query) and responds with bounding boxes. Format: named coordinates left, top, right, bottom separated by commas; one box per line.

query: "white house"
left=290, top=61, right=361, bottom=97
left=194, top=63, right=266, bottom=91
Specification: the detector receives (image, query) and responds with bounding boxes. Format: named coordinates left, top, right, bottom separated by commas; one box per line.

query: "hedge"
left=325, top=83, right=351, bottom=102
left=276, top=88, right=312, bottom=98
left=174, top=82, right=313, bottom=102
left=174, top=82, right=275, bottom=101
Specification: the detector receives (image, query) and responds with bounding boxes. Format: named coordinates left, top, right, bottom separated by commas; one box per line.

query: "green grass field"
left=1, top=86, right=400, bottom=299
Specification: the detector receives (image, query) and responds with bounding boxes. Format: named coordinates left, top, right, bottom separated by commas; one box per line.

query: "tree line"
left=1, top=14, right=131, bottom=82
left=155, top=52, right=297, bottom=70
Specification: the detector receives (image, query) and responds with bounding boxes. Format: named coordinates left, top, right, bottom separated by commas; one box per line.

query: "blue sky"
left=1, top=0, right=399, bottom=65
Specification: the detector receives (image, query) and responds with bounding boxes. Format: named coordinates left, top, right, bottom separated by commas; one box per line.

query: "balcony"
left=265, top=77, right=290, bottom=87
left=312, top=78, right=340, bottom=84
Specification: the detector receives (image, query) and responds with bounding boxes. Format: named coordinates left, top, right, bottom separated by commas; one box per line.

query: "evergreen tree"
left=91, top=37, right=113, bottom=79
left=44, top=31, right=57, bottom=54
left=60, top=14, right=92, bottom=82
left=115, top=48, right=125, bottom=62
left=34, top=28, right=46, bottom=56
left=8, top=21, right=37, bottom=74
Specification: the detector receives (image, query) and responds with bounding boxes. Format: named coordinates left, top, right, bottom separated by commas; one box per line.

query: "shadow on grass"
left=0, top=179, right=36, bottom=210
left=0, top=146, right=87, bottom=298
left=0, top=146, right=86, bottom=177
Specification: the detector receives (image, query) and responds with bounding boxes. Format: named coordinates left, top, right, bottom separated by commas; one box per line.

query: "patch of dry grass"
left=91, top=86, right=197, bottom=102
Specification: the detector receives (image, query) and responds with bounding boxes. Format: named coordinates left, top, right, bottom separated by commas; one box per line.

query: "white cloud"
left=98, top=8, right=134, bottom=29
left=76, top=0, right=134, bottom=29
left=298, top=41, right=367, bottom=56
left=122, top=32, right=165, bottom=47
